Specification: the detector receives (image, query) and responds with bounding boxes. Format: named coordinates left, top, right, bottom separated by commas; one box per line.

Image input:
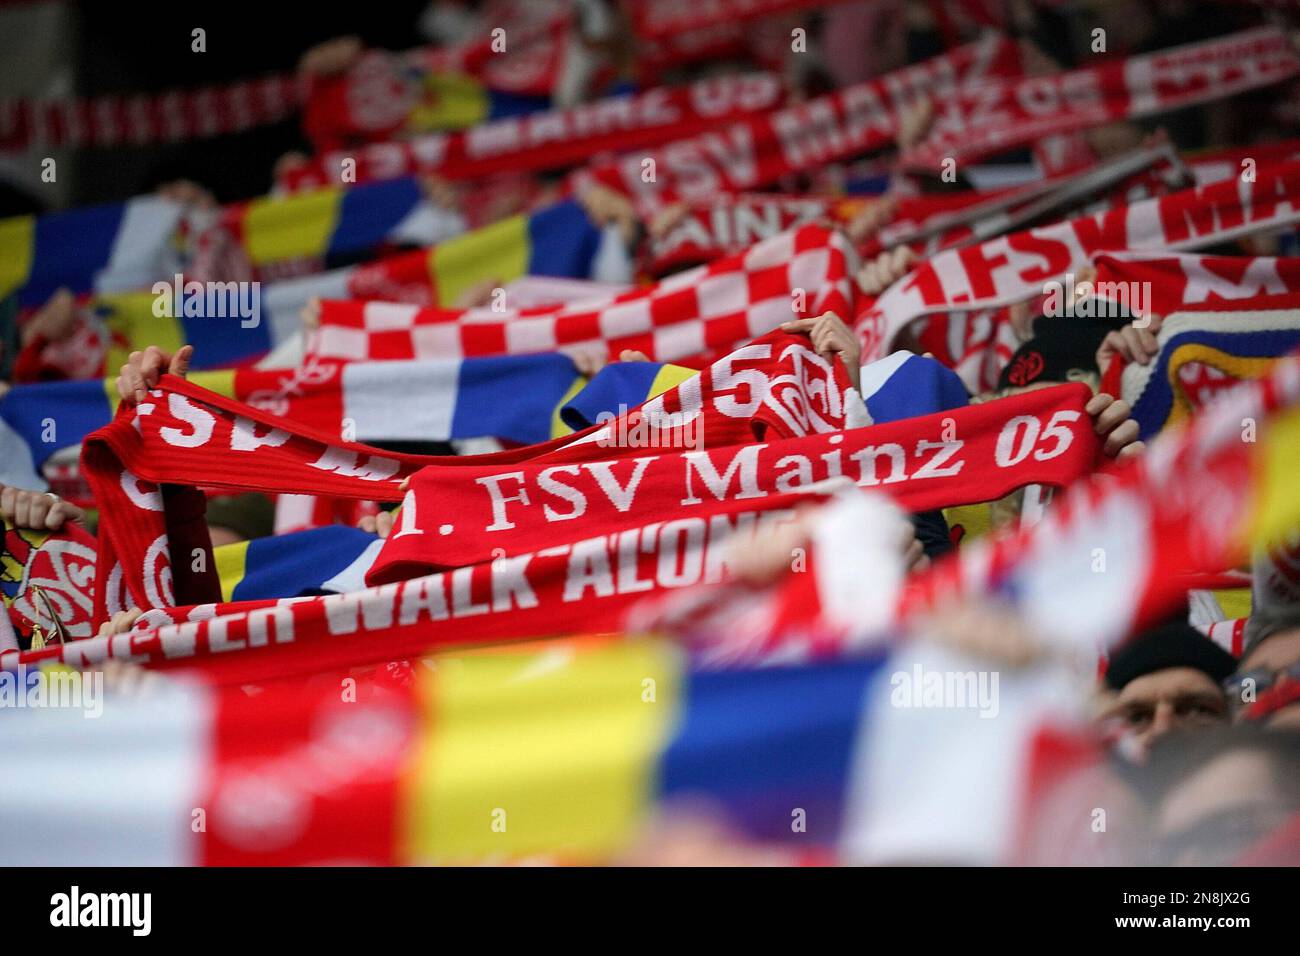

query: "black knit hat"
left=997, top=310, right=1130, bottom=390
left=1104, top=622, right=1240, bottom=691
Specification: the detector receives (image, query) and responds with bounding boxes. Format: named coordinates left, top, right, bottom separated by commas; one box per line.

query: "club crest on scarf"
left=2, top=520, right=98, bottom=641
left=762, top=343, right=846, bottom=436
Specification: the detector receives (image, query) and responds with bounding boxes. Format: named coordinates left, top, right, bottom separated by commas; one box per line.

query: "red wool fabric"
left=309, top=224, right=857, bottom=364
left=580, top=35, right=1020, bottom=213
left=900, top=27, right=1300, bottom=172
left=282, top=73, right=785, bottom=192
left=77, top=329, right=857, bottom=624
left=371, top=384, right=1101, bottom=582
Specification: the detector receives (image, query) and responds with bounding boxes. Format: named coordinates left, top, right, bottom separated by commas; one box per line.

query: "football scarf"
left=627, top=0, right=857, bottom=39
left=1091, top=252, right=1300, bottom=321
left=642, top=351, right=1300, bottom=667
left=301, top=4, right=569, bottom=149
left=0, top=73, right=301, bottom=152
left=645, top=140, right=1176, bottom=274
left=14, top=493, right=829, bottom=681
left=646, top=194, right=859, bottom=274
left=280, top=72, right=785, bottom=192
left=854, top=158, right=1300, bottom=363
left=372, top=382, right=1099, bottom=582
left=0, top=177, right=462, bottom=307
left=901, top=27, right=1300, bottom=172
left=1, top=518, right=98, bottom=646
left=581, top=34, right=1020, bottom=212
left=1115, top=294, right=1300, bottom=440
left=0, top=634, right=888, bottom=864
left=0, top=352, right=590, bottom=490
left=77, top=328, right=858, bottom=622
left=11, top=386, right=1097, bottom=678
left=308, top=223, right=856, bottom=364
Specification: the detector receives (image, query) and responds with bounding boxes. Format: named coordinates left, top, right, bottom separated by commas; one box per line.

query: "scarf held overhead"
left=308, top=224, right=856, bottom=364
left=370, top=383, right=1101, bottom=581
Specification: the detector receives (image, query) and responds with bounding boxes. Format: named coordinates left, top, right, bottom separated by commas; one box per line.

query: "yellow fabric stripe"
left=213, top=540, right=250, bottom=604
left=103, top=376, right=122, bottom=419
left=242, top=189, right=341, bottom=266
left=104, top=368, right=235, bottom=418
left=100, top=292, right=184, bottom=379
left=1165, top=344, right=1279, bottom=432
left=431, top=214, right=529, bottom=308
left=401, top=637, right=681, bottom=863
left=1211, top=588, right=1252, bottom=621
left=407, top=73, right=490, bottom=132
left=1246, top=404, right=1300, bottom=549
left=0, top=214, right=34, bottom=301
left=188, top=368, right=238, bottom=398
left=549, top=375, right=589, bottom=439
left=648, top=364, right=698, bottom=400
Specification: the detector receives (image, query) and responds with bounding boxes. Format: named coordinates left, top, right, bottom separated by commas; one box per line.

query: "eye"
left=1125, top=709, right=1152, bottom=729
left=1178, top=700, right=1222, bottom=719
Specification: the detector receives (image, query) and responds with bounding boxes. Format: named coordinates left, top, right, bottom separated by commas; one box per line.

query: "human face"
left=1226, top=627, right=1300, bottom=724
left=1110, top=667, right=1228, bottom=748
left=1154, top=749, right=1291, bottom=866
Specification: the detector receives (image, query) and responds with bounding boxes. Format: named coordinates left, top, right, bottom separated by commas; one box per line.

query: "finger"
left=1104, top=419, right=1140, bottom=457
left=358, top=515, right=377, bottom=534
left=375, top=512, right=395, bottom=539
left=1118, top=327, right=1146, bottom=363
left=1117, top=439, right=1146, bottom=461
left=14, top=492, right=32, bottom=529
left=1097, top=331, right=1122, bottom=362
left=619, top=349, right=651, bottom=363
left=140, top=346, right=167, bottom=387
left=28, top=496, right=49, bottom=529
left=780, top=318, right=819, bottom=333
left=46, top=501, right=70, bottom=530
left=399, top=476, right=411, bottom=493
left=121, top=608, right=143, bottom=631
left=0, top=485, right=15, bottom=521
left=170, top=345, right=194, bottom=378
left=1136, top=327, right=1159, bottom=356
left=1096, top=398, right=1132, bottom=436
left=1085, top=392, right=1114, bottom=417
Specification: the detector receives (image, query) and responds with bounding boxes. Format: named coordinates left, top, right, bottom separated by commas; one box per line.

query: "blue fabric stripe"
left=0, top=379, right=110, bottom=470
left=1131, top=327, right=1300, bottom=440
left=866, top=354, right=970, bottom=424
left=525, top=200, right=602, bottom=278
left=232, top=526, right=377, bottom=602
left=326, top=178, right=423, bottom=260
left=661, top=655, right=885, bottom=844
left=177, top=309, right=272, bottom=370
left=486, top=90, right=552, bottom=120
left=23, top=202, right=126, bottom=306
left=560, top=362, right=664, bottom=432
left=449, top=353, right=580, bottom=445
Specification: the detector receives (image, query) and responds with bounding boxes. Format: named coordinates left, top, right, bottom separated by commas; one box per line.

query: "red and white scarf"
left=900, top=27, right=1300, bottom=171
left=854, top=158, right=1300, bottom=365
left=0, top=74, right=301, bottom=152
left=13, top=385, right=1097, bottom=680
left=1092, top=251, right=1300, bottom=320
left=640, top=352, right=1300, bottom=667
left=78, top=328, right=851, bottom=620
left=280, top=72, right=786, bottom=192
left=308, top=224, right=857, bottom=364
left=372, top=382, right=1100, bottom=581
left=581, top=34, right=1020, bottom=213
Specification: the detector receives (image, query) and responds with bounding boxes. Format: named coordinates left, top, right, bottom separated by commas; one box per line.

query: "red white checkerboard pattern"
left=307, top=225, right=858, bottom=364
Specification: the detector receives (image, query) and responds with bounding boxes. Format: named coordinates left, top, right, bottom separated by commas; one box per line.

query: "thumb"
left=170, top=345, right=194, bottom=378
